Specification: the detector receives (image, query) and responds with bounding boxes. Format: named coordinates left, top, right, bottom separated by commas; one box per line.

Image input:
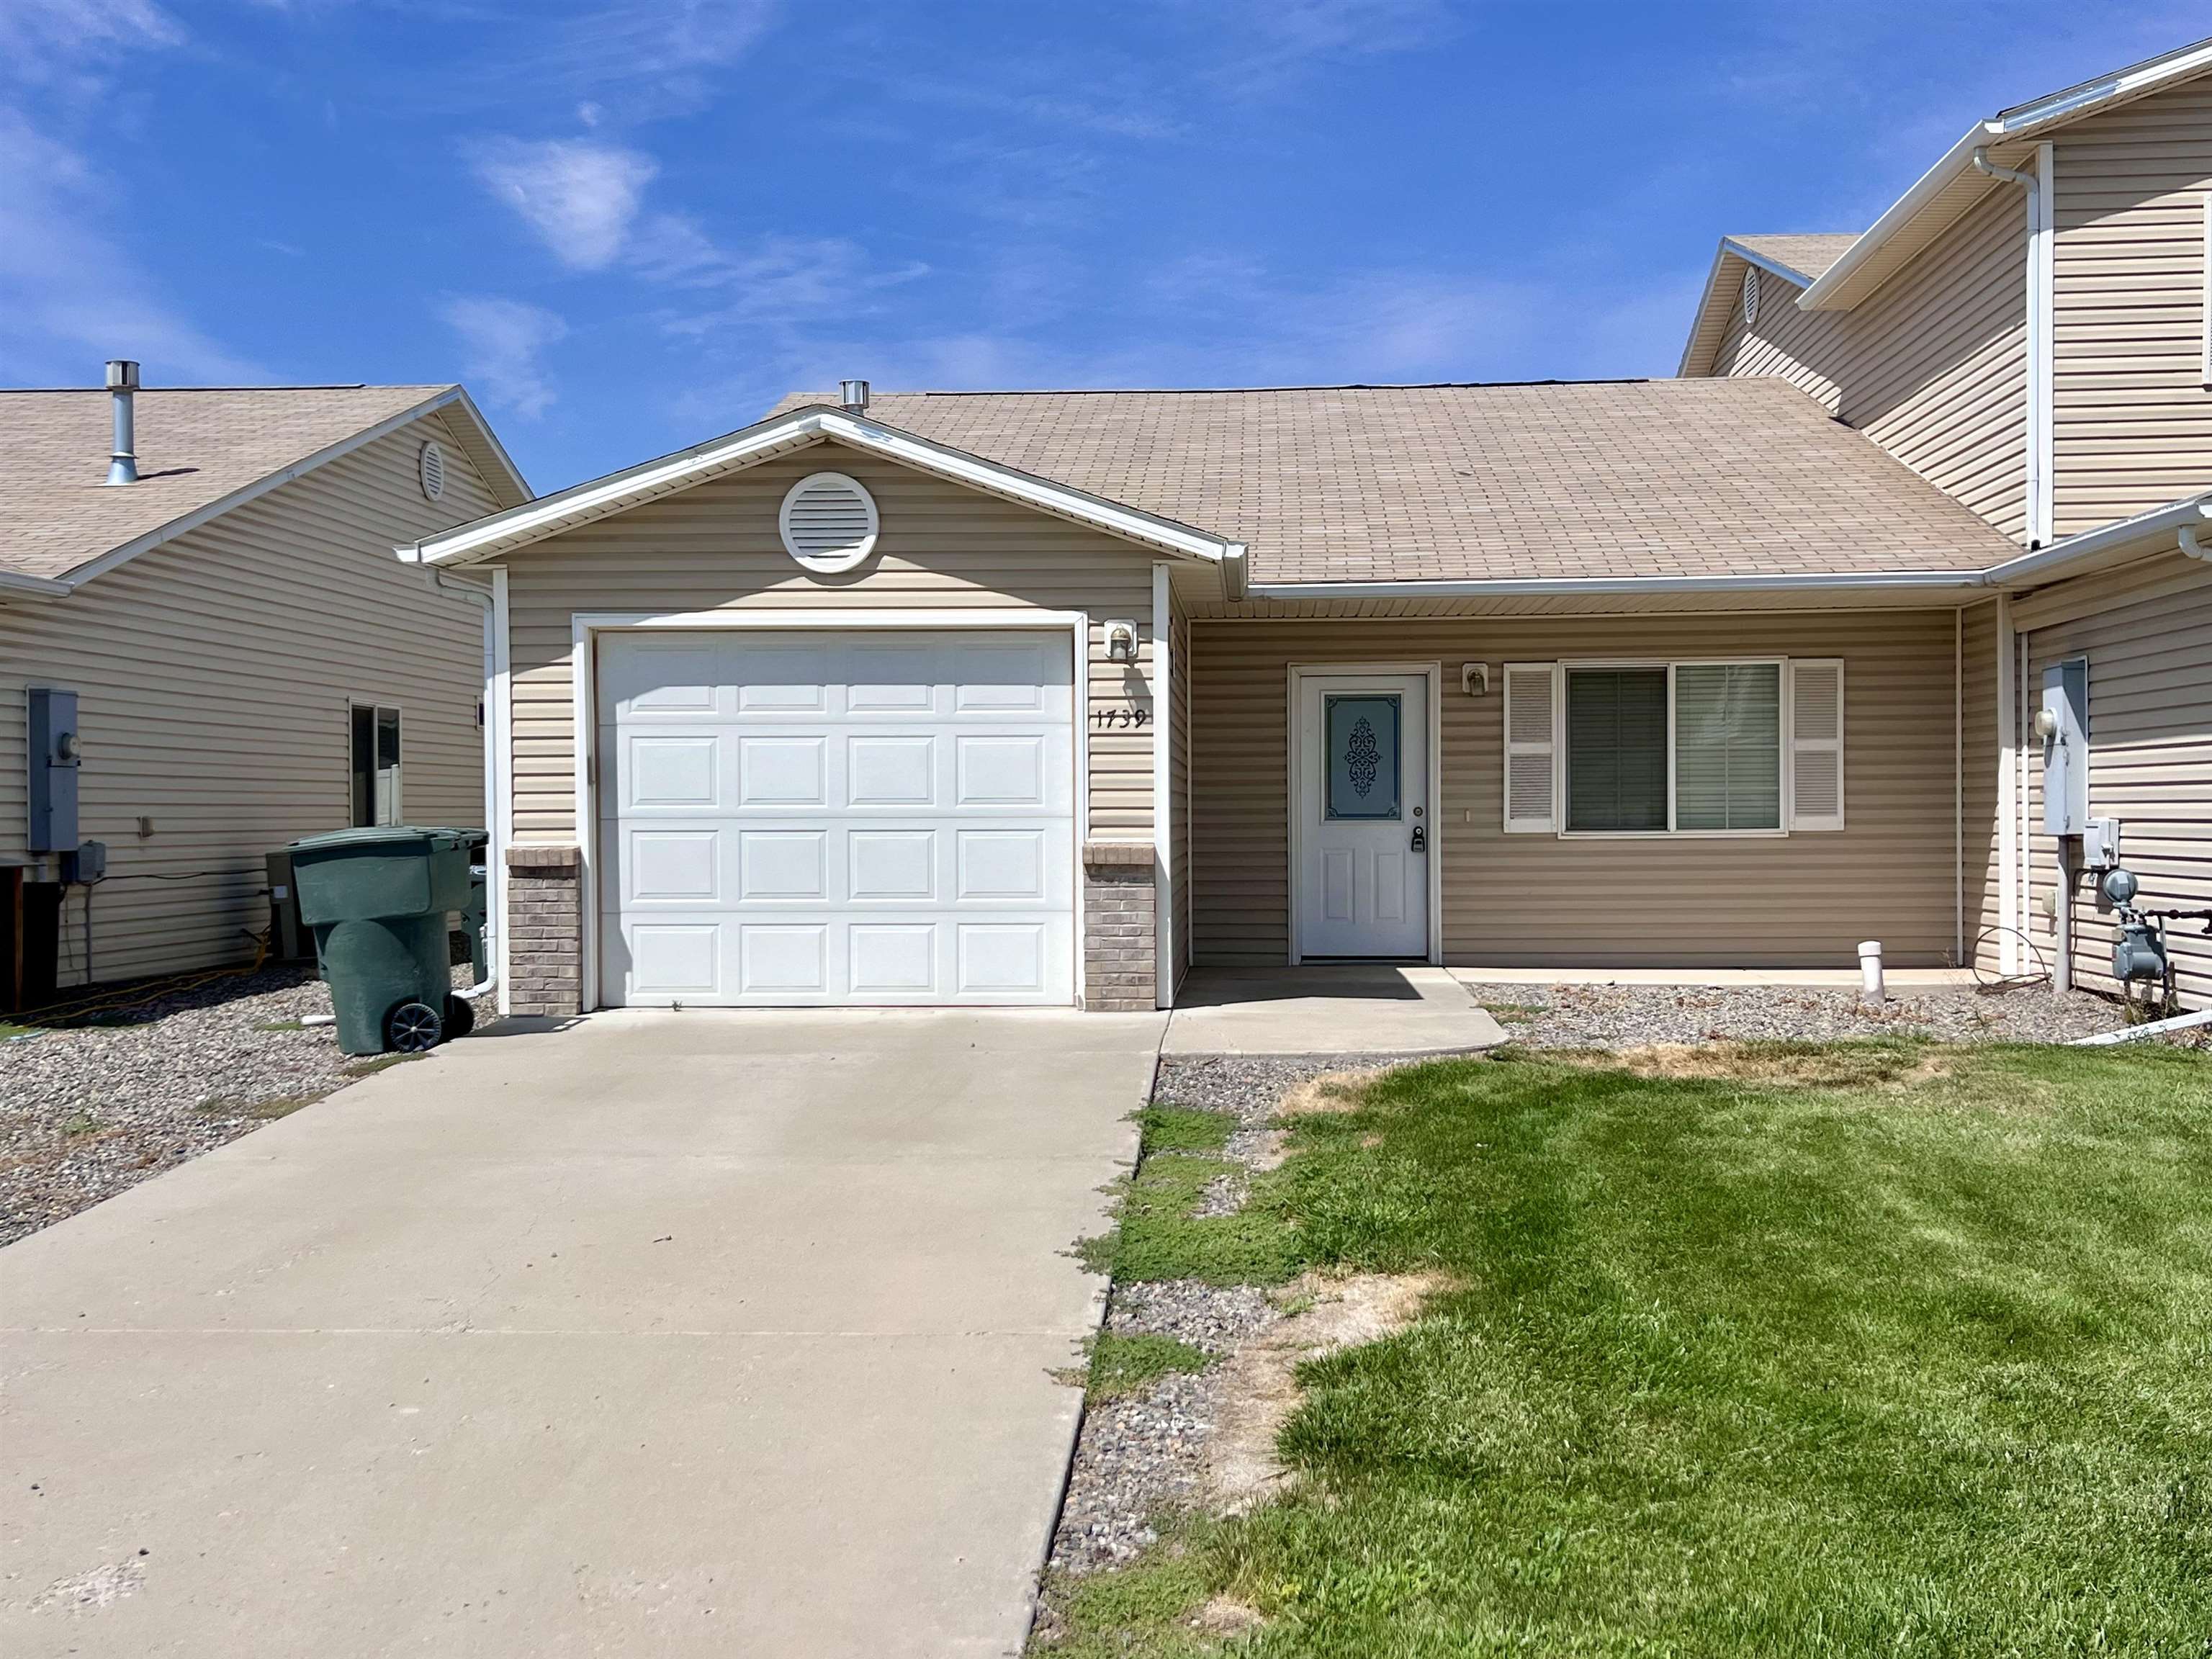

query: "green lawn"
left=1052, top=1041, right=2212, bottom=1656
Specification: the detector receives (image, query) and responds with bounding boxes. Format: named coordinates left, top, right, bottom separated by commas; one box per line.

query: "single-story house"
left=403, top=39, right=2210, bottom=1017
left=1, top=369, right=527, bottom=1007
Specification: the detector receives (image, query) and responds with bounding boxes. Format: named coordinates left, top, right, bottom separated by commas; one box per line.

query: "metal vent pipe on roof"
left=838, top=379, right=869, bottom=413
left=104, top=359, right=140, bottom=486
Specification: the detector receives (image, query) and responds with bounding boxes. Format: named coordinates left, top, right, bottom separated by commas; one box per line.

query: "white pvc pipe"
left=1858, top=940, right=1886, bottom=1004
left=2073, top=1007, right=2212, bottom=1046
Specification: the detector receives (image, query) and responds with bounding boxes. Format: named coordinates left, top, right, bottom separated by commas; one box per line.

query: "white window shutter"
left=1787, top=659, right=1845, bottom=831
left=1502, top=663, right=1558, bottom=833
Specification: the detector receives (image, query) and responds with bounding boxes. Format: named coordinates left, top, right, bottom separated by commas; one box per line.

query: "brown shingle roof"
left=1730, top=234, right=1861, bottom=284
left=0, top=385, right=454, bottom=582
left=770, top=379, right=2017, bottom=583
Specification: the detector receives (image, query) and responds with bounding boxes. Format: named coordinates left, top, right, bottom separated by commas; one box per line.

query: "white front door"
left=1295, top=670, right=1429, bottom=959
left=597, top=629, right=1076, bottom=1007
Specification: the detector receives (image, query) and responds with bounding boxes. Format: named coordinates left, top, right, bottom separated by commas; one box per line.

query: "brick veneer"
left=505, top=841, right=1154, bottom=1015
left=505, top=845, right=582, bottom=1016
left=1082, top=842, right=1157, bottom=1011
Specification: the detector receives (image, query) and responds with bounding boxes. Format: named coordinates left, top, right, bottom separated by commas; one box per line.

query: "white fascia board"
left=1675, top=243, right=1743, bottom=378
left=1721, top=238, right=1823, bottom=287
left=1800, top=39, right=2212, bottom=314
left=441, top=387, right=532, bottom=506
left=55, top=387, right=482, bottom=592
left=1249, top=570, right=1988, bottom=600
left=1982, top=493, right=2212, bottom=588
left=1797, top=122, right=2001, bottom=313
left=404, top=406, right=1236, bottom=569
left=1679, top=240, right=1822, bottom=377
left=0, top=570, right=71, bottom=598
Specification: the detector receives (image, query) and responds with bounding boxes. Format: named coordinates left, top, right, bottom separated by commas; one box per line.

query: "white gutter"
left=1799, top=37, right=2212, bottom=314
left=1981, top=494, right=2212, bottom=586
left=0, top=570, right=71, bottom=599
left=1248, top=569, right=1987, bottom=601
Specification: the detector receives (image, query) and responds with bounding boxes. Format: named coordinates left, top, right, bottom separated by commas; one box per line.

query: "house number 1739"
left=1090, top=706, right=1152, bottom=729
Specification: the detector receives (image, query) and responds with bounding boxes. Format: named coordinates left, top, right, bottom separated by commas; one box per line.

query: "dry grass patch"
left=1277, top=1069, right=1380, bottom=1118
left=1542, top=1040, right=1951, bottom=1090
left=1205, top=1272, right=1450, bottom=1515
left=1187, top=1594, right=1264, bottom=1638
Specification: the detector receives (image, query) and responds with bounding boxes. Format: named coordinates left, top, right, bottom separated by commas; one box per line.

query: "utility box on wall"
left=2040, top=657, right=2089, bottom=837
left=27, top=688, right=81, bottom=855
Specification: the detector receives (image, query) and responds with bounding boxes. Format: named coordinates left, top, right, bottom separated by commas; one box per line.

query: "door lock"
left=1409, top=825, right=1426, bottom=852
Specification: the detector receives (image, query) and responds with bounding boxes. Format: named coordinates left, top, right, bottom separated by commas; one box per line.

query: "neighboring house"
left=1, top=372, right=528, bottom=1007
left=401, top=38, right=2210, bottom=1020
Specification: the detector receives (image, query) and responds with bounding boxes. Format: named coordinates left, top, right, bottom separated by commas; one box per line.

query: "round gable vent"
left=1741, top=265, right=1761, bottom=328
left=778, top=471, right=878, bottom=572
left=418, top=439, right=446, bottom=501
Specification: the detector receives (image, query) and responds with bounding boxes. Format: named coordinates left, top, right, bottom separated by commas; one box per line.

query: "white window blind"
left=1675, top=663, right=1782, bottom=831
left=1787, top=660, right=1845, bottom=831
left=1501, top=663, right=1558, bottom=832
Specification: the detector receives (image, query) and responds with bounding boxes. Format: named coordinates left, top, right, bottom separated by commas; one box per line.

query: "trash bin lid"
left=288, top=825, right=480, bottom=855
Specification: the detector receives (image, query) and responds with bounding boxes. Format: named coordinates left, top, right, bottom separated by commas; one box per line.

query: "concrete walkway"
left=1164, top=966, right=1505, bottom=1056
left=1, top=1008, right=1163, bottom=1658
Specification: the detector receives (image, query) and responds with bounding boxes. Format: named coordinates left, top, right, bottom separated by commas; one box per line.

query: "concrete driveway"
left=1, top=1008, right=1162, bottom=1658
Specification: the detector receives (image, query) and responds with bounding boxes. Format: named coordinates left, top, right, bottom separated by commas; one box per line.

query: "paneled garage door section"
left=598, top=630, right=1076, bottom=1005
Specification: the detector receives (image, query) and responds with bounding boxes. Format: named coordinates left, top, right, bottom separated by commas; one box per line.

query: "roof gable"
left=1800, top=37, right=2211, bottom=312
left=1677, top=237, right=1853, bottom=377
left=0, top=384, right=529, bottom=589
left=404, top=405, right=1243, bottom=570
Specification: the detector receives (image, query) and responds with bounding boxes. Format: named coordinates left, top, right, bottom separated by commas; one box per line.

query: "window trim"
left=349, top=701, right=403, bottom=828
left=1552, top=657, right=1792, bottom=841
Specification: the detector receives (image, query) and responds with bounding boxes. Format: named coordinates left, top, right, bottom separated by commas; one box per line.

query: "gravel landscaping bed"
left=1047, top=1278, right=1282, bottom=1583
left=1462, top=980, right=2139, bottom=1048
left=1046, top=1057, right=1353, bottom=1586
left=0, top=963, right=445, bottom=1247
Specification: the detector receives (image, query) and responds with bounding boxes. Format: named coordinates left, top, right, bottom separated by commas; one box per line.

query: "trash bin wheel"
left=443, top=994, right=475, bottom=1040
left=386, top=1000, right=444, bottom=1053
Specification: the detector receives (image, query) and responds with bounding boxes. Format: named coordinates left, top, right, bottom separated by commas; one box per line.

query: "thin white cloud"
left=441, top=295, right=569, bottom=418
left=469, top=138, right=658, bottom=271
left=0, top=111, right=262, bottom=385
left=0, top=0, right=181, bottom=89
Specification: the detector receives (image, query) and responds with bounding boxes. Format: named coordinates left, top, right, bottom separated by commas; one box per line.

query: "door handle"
left=1410, top=825, right=1426, bottom=853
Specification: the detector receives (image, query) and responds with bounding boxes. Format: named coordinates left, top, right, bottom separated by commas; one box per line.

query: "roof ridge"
left=0, top=382, right=448, bottom=395
left=863, top=378, right=1658, bottom=398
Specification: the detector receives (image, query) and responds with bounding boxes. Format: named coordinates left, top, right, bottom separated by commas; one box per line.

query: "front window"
left=351, top=705, right=401, bottom=827
left=1673, top=663, right=1782, bottom=830
left=1565, top=668, right=1667, bottom=832
left=1563, top=663, right=1784, bottom=835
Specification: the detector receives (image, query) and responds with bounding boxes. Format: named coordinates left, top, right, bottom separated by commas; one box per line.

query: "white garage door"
left=597, top=629, right=1077, bottom=1006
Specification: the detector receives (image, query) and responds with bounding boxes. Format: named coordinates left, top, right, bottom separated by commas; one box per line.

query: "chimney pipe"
left=104, top=359, right=140, bottom=486
left=838, top=378, right=869, bottom=413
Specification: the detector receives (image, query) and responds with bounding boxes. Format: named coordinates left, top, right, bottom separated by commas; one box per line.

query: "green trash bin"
left=287, top=826, right=485, bottom=1056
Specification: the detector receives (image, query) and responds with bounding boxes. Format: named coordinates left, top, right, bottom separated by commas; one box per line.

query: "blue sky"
left=1, top=2, right=2198, bottom=492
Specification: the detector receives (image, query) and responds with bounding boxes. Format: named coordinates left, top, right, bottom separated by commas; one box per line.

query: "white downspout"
left=1995, top=593, right=2018, bottom=975
left=1972, top=145, right=2052, bottom=548
left=430, top=567, right=502, bottom=1007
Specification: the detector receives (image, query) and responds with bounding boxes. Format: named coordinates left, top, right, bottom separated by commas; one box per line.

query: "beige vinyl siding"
left=1167, top=575, right=1193, bottom=988
left=2015, top=552, right=2212, bottom=1007
left=1191, top=611, right=1961, bottom=968
left=0, top=410, right=500, bottom=986
left=1960, top=600, right=2004, bottom=976
left=2051, top=76, right=2212, bottom=537
left=1713, top=189, right=2031, bottom=542
left=496, top=444, right=1157, bottom=847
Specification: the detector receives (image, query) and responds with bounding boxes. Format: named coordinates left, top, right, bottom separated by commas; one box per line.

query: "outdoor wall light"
left=1104, top=619, right=1138, bottom=664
